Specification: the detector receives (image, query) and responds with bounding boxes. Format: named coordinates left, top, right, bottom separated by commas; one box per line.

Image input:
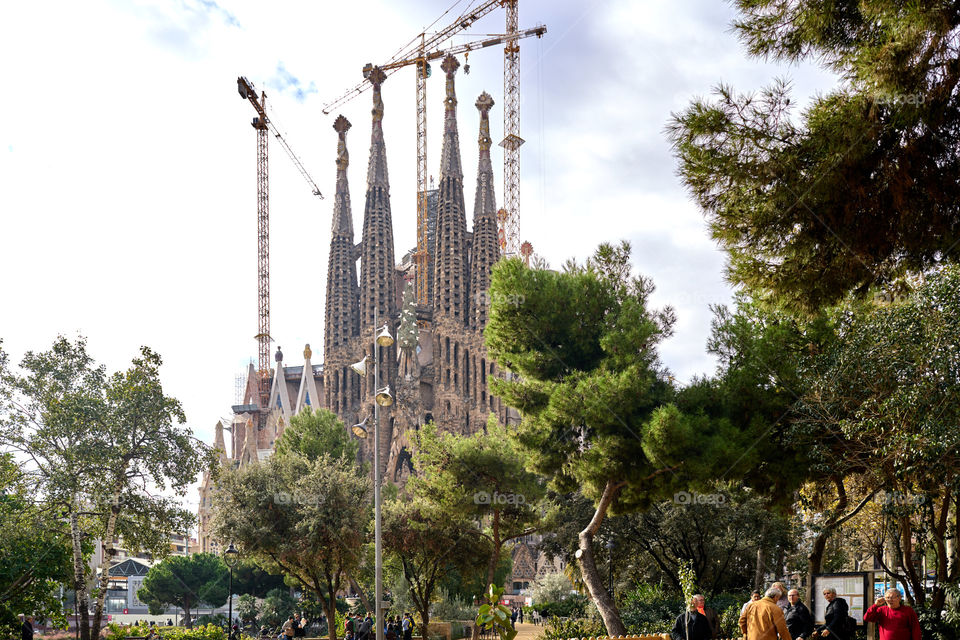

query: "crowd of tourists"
left=670, top=583, right=921, bottom=640
left=341, top=612, right=415, bottom=640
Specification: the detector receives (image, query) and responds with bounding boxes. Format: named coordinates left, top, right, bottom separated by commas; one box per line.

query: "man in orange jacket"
left=740, top=588, right=793, bottom=640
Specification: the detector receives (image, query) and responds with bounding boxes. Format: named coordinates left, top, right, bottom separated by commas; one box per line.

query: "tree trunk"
left=71, top=507, right=91, bottom=640
left=347, top=574, right=373, bottom=615
left=577, top=479, right=626, bottom=637
left=91, top=485, right=124, bottom=638
left=325, top=602, right=338, bottom=640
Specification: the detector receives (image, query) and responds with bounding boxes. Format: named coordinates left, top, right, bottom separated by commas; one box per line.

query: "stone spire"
left=433, top=55, right=469, bottom=324
left=324, top=115, right=360, bottom=362
left=213, top=420, right=229, bottom=466
left=470, top=92, right=501, bottom=330
left=359, top=66, right=398, bottom=331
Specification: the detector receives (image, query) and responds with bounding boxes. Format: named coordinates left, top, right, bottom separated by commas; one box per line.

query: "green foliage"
left=793, top=266, right=960, bottom=609
left=160, top=623, right=227, bottom=640
left=534, top=596, right=590, bottom=619
left=0, top=454, right=72, bottom=636
left=668, top=2, right=960, bottom=312
left=0, top=337, right=213, bottom=640
left=475, top=585, right=516, bottom=640
left=618, top=589, right=743, bottom=636
left=409, top=421, right=544, bottom=594
left=678, top=561, right=697, bottom=606
left=273, top=408, right=358, bottom=464
left=213, top=454, right=369, bottom=640
left=530, top=573, right=574, bottom=605
left=237, top=594, right=258, bottom=624
left=138, top=553, right=229, bottom=627
left=259, top=589, right=296, bottom=629
left=381, top=494, right=486, bottom=633
left=538, top=616, right=605, bottom=640
left=431, top=587, right=476, bottom=621
left=232, top=561, right=287, bottom=598
left=719, top=604, right=743, bottom=640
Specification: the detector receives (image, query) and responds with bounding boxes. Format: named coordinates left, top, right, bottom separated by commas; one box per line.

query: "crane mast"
left=237, top=76, right=322, bottom=421
left=501, top=0, right=522, bottom=257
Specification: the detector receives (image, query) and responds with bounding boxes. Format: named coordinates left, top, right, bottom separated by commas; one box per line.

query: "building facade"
left=198, top=55, right=533, bottom=586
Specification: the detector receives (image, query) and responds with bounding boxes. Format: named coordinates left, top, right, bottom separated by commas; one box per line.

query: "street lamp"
left=224, top=543, right=239, bottom=639
left=350, top=309, right=394, bottom=640
left=605, top=539, right=615, bottom=595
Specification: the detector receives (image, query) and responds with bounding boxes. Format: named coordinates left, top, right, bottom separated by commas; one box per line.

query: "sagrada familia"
left=197, top=56, right=547, bottom=589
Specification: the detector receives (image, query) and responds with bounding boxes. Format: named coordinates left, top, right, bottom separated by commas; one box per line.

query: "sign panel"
left=812, top=572, right=871, bottom=625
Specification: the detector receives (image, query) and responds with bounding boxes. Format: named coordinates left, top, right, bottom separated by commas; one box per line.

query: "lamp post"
left=351, top=308, right=394, bottom=640
left=224, top=543, right=239, bottom=640
left=605, top=539, right=615, bottom=595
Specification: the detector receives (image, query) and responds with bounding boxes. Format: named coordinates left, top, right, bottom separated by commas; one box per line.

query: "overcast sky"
left=0, top=0, right=836, bottom=518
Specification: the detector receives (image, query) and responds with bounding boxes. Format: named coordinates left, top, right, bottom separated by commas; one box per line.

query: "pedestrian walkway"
left=514, top=622, right=540, bottom=640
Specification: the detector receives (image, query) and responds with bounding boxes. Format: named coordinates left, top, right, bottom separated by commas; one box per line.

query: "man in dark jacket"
left=817, top=588, right=850, bottom=640
left=785, top=590, right=814, bottom=640
left=21, top=616, right=34, bottom=640
left=357, top=615, right=373, bottom=640
left=693, top=595, right=721, bottom=638
left=672, top=599, right=713, bottom=640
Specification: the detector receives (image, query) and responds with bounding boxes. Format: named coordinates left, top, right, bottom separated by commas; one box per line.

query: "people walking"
left=402, top=613, right=413, bottom=640
left=817, top=587, right=850, bottom=640
left=518, top=608, right=524, bottom=625
left=739, top=587, right=792, bottom=640
left=671, top=597, right=713, bottom=640
left=863, top=589, right=921, bottom=640
left=784, top=590, right=814, bottom=640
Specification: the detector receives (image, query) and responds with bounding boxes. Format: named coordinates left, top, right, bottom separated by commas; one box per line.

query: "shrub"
left=161, top=623, right=227, bottom=640
left=534, top=595, right=590, bottom=619
left=538, top=616, right=605, bottom=640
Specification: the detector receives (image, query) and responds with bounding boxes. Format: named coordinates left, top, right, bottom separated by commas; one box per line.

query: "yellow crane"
left=322, top=0, right=545, bottom=306
left=237, top=76, right=322, bottom=419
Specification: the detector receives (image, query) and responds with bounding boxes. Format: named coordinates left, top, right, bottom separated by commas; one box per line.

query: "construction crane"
left=322, top=0, right=544, bottom=306
left=237, top=76, right=323, bottom=421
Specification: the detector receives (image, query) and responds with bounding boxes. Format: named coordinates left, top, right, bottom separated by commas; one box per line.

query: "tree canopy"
left=0, top=337, right=210, bottom=640
left=409, top=419, right=544, bottom=594
left=273, top=407, right=358, bottom=464
left=138, top=553, right=229, bottom=627
left=212, top=453, right=369, bottom=640
left=669, top=1, right=960, bottom=312
left=484, top=243, right=744, bottom=634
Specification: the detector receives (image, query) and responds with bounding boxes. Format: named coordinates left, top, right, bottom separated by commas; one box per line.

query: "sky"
left=0, top=0, right=837, bottom=519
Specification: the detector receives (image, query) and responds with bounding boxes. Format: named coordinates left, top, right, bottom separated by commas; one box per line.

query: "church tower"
left=323, top=115, right=361, bottom=418
left=469, top=92, right=500, bottom=331
left=358, top=67, right=398, bottom=468
left=467, top=92, right=501, bottom=425
left=432, top=55, right=471, bottom=432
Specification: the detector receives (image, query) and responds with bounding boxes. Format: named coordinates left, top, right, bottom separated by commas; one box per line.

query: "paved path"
left=514, top=622, right=542, bottom=640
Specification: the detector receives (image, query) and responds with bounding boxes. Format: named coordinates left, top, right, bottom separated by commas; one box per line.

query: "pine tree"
left=669, top=1, right=960, bottom=313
